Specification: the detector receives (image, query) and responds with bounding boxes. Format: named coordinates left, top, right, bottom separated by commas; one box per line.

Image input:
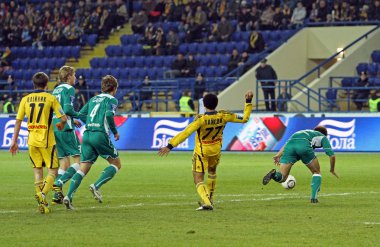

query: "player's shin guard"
left=55, top=163, right=80, bottom=186
left=56, top=168, right=66, bottom=182
left=207, top=174, right=217, bottom=201
left=34, top=180, right=43, bottom=194
left=311, top=174, right=322, bottom=200
left=42, top=173, right=56, bottom=195
left=94, top=165, right=118, bottom=190
left=273, top=172, right=283, bottom=182
left=67, top=171, right=85, bottom=200
left=196, top=182, right=212, bottom=206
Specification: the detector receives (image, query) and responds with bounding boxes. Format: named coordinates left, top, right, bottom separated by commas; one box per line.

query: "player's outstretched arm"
left=158, top=146, right=171, bottom=157
left=329, top=155, right=338, bottom=178
left=9, top=119, right=22, bottom=155
left=224, top=90, right=253, bottom=123
left=273, top=145, right=285, bottom=166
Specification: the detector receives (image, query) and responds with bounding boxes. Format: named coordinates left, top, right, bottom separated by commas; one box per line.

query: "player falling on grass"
left=63, top=75, right=122, bottom=210
left=51, top=66, right=83, bottom=204
left=158, top=91, right=253, bottom=211
left=9, top=72, right=67, bottom=214
left=262, top=126, right=338, bottom=203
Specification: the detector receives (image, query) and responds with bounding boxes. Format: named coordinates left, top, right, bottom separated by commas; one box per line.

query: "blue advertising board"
left=1, top=116, right=379, bottom=152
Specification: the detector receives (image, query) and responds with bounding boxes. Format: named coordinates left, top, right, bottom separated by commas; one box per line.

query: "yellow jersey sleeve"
left=222, top=103, right=252, bottom=123
left=52, top=96, right=65, bottom=119
left=16, top=97, right=26, bottom=121
left=169, top=115, right=203, bottom=148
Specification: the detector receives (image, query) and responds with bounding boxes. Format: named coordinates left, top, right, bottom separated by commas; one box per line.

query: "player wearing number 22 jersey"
left=9, top=72, right=67, bottom=214
left=62, top=75, right=122, bottom=210
left=158, top=91, right=253, bottom=211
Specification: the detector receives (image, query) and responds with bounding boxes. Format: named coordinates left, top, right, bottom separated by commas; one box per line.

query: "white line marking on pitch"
left=0, top=191, right=378, bottom=214
left=363, top=222, right=380, bottom=225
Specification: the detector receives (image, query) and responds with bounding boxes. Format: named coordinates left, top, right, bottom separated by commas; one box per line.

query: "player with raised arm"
left=51, top=66, right=83, bottom=205
left=63, top=75, right=121, bottom=210
left=158, top=91, right=253, bottom=211
left=9, top=72, right=67, bottom=214
left=262, top=126, right=338, bottom=203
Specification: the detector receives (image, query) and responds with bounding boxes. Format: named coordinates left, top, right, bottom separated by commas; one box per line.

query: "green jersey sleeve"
left=106, top=98, right=118, bottom=135
left=321, top=136, right=334, bottom=156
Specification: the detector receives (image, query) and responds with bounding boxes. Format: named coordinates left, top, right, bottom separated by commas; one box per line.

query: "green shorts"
left=54, top=130, right=80, bottom=158
left=80, top=131, right=119, bottom=163
left=280, top=139, right=316, bottom=165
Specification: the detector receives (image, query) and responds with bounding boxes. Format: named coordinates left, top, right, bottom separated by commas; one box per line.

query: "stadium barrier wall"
left=1, top=114, right=379, bottom=152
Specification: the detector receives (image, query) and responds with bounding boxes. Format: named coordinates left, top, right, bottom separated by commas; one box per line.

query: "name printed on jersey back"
left=205, top=118, right=223, bottom=125
left=27, top=96, right=47, bottom=103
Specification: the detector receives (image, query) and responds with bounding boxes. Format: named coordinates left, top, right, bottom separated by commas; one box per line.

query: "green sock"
left=94, top=165, right=118, bottom=190
left=311, top=174, right=322, bottom=199
left=55, top=163, right=80, bottom=186
left=273, top=172, right=283, bottom=182
left=67, top=171, right=85, bottom=201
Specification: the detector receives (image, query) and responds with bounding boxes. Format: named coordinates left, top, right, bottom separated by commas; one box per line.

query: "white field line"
left=363, top=222, right=380, bottom=225
left=0, top=191, right=378, bottom=214
left=3, top=191, right=379, bottom=201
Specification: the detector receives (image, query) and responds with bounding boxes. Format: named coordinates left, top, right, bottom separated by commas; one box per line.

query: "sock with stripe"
left=55, top=168, right=66, bottom=183
left=207, top=174, right=217, bottom=201
left=196, top=182, right=212, bottom=206
left=273, top=172, right=283, bottom=182
left=55, top=163, right=80, bottom=187
left=94, top=165, right=118, bottom=190
left=311, top=174, right=322, bottom=200
left=67, top=171, right=85, bottom=201
left=34, top=180, right=43, bottom=194
left=42, top=173, right=56, bottom=195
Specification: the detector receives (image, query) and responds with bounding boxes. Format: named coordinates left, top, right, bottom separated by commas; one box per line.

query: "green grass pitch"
left=0, top=151, right=379, bottom=246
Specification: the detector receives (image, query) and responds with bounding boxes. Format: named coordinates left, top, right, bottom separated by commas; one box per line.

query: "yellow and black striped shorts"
left=29, top=145, right=59, bottom=169
left=192, top=152, right=220, bottom=173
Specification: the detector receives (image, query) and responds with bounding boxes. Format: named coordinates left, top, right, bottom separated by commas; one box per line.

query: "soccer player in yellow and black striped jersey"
left=158, top=91, right=253, bottom=210
left=9, top=72, right=67, bottom=214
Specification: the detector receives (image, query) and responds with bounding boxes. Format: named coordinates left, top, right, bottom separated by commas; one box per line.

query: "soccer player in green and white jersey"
left=51, top=66, right=83, bottom=204
left=262, top=126, right=338, bottom=203
left=63, top=75, right=122, bottom=210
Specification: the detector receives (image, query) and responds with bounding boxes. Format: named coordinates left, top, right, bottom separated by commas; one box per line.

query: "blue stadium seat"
left=109, top=68, right=120, bottom=78
left=153, top=56, right=164, bottom=67
left=129, top=68, right=139, bottom=79
left=147, top=68, right=157, bottom=80
left=120, top=69, right=129, bottom=79
left=137, top=68, right=147, bottom=79
left=367, top=63, right=379, bottom=76
left=220, top=55, right=230, bottom=66
left=356, top=63, right=368, bottom=75
left=105, top=46, right=116, bottom=57
left=120, top=35, right=130, bottom=46
left=43, top=47, right=54, bottom=57
left=83, top=69, right=92, bottom=79
left=90, top=58, right=99, bottom=68
left=210, top=55, right=220, bottom=66
left=197, top=43, right=207, bottom=54
left=125, top=57, right=134, bottom=67
left=115, top=58, right=125, bottom=68
left=144, top=56, right=154, bottom=67
left=188, top=43, right=198, bottom=54
left=14, top=70, right=23, bottom=80
left=217, top=43, right=226, bottom=54
left=131, top=45, right=143, bottom=56
left=122, top=46, right=133, bottom=56
left=53, top=46, right=63, bottom=57
left=261, top=31, right=270, bottom=42
left=92, top=69, right=103, bottom=79
left=35, top=49, right=44, bottom=58
left=373, top=77, right=380, bottom=86
left=87, top=34, right=98, bottom=47
left=207, top=42, right=217, bottom=54
left=37, top=58, right=48, bottom=69
left=107, top=57, right=118, bottom=68
left=98, top=58, right=107, bottom=68
left=55, top=58, right=66, bottom=68
left=225, top=42, right=234, bottom=53
left=71, top=46, right=81, bottom=60
left=270, top=31, right=281, bottom=41
left=164, top=56, right=174, bottom=67
left=134, top=57, right=144, bottom=67
left=178, top=44, right=188, bottom=54
left=26, top=48, right=36, bottom=58
left=326, top=88, right=338, bottom=108
left=371, top=50, right=380, bottom=63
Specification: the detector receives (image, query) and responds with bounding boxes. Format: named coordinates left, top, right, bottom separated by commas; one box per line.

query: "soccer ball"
left=281, top=175, right=296, bottom=189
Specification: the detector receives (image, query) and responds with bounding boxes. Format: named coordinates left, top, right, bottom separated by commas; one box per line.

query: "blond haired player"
left=158, top=91, right=253, bottom=210
left=51, top=66, right=82, bottom=204
left=9, top=72, right=67, bottom=214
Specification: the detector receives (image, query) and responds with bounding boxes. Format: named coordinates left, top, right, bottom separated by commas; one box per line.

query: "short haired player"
left=262, top=126, right=338, bottom=203
left=9, top=72, right=67, bottom=213
left=62, top=75, right=121, bottom=210
left=158, top=91, right=253, bottom=210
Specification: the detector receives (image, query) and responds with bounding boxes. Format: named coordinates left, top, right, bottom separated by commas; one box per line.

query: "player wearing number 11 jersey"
left=9, top=72, right=67, bottom=214
left=158, top=91, right=253, bottom=210
left=63, top=75, right=122, bottom=210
